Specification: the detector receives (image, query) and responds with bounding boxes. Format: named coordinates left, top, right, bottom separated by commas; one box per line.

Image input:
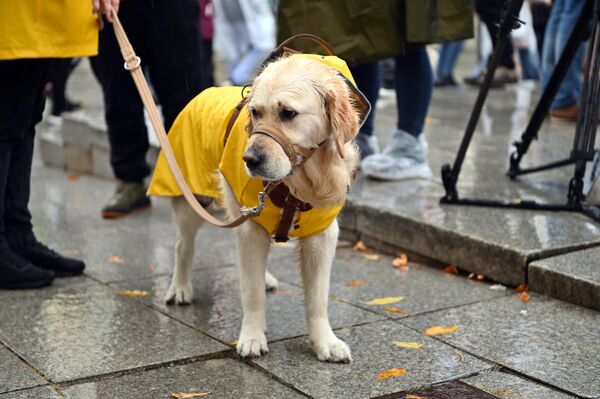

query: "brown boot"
left=549, top=102, right=580, bottom=122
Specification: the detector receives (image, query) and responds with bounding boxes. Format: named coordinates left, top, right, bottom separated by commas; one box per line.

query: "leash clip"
left=240, top=190, right=268, bottom=218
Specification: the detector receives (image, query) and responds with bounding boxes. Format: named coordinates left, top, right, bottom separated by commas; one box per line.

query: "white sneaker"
left=47, top=115, right=63, bottom=127
left=361, top=130, right=432, bottom=181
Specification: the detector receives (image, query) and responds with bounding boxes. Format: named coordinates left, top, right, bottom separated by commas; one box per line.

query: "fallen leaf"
left=108, top=255, right=126, bottom=265
left=516, top=283, right=529, bottom=293
left=393, top=341, right=423, bottom=349
left=67, top=173, right=80, bottom=182
left=519, top=291, right=530, bottom=302
left=361, top=253, right=381, bottom=261
left=353, top=240, right=369, bottom=252
left=441, top=265, right=458, bottom=274
left=170, top=393, right=211, bottom=399
left=423, top=325, right=459, bottom=336
left=392, top=254, right=408, bottom=268
left=118, top=290, right=150, bottom=298
left=406, top=395, right=428, bottom=399
left=384, top=307, right=408, bottom=314
left=346, top=280, right=369, bottom=288
left=476, top=274, right=485, bottom=281
left=454, top=350, right=465, bottom=363
left=468, top=272, right=476, bottom=279
left=375, top=368, right=407, bottom=381
left=365, top=296, right=405, bottom=306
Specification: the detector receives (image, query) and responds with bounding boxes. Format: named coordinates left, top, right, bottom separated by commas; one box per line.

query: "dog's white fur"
left=164, top=56, right=360, bottom=363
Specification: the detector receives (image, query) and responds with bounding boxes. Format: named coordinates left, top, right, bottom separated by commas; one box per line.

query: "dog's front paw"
left=236, top=332, right=268, bottom=359
left=165, top=281, right=193, bottom=305
left=313, top=336, right=352, bottom=363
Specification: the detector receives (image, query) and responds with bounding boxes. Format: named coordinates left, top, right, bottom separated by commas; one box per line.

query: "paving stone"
left=393, top=381, right=500, bottom=398
left=37, top=131, right=64, bottom=168
left=0, top=285, right=227, bottom=382
left=90, top=145, right=114, bottom=179
left=63, top=144, right=92, bottom=174
left=402, top=294, right=600, bottom=398
left=529, top=246, right=600, bottom=311
left=253, top=320, right=491, bottom=399
left=0, top=346, right=46, bottom=393
left=461, top=370, right=577, bottom=399
left=268, top=246, right=511, bottom=318
left=110, top=267, right=383, bottom=344
left=61, top=358, right=304, bottom=399
left=0, top=386, right=60, bottom=399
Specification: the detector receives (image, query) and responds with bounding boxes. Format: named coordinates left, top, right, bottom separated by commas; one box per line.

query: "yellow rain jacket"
left=148, top=54, right=366, bottom=239
left=0, top=1, right=99, bottom=60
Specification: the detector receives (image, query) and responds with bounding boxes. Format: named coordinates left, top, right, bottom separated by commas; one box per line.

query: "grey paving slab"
left=269, top=246, right=511, bottom=317
left=529, top=246, right=600, bottom=311
left=110, top=266, right=383, bottom=344
left=461, top=370, right=577, bottom=399
left=0, top=346, right=46, bottom=394
left=61, top=358, right=303, bottom=399
left=253, top=320, right=491, bottom=399
left=402, top=294, right=600, bottom=398
left=0, top=386, right=60, bottom=399
left=0, top=284, right=227, bottom=383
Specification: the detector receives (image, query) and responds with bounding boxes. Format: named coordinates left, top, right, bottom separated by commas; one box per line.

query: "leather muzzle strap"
left=251, top=124, right=319, bottom=167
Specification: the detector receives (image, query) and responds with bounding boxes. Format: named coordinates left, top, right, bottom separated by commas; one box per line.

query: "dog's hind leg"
left=299, top=220, right=352, bottom=363
left=166, top=196, right=205, bottom=305
left=235, top=220, right=271, bottom=358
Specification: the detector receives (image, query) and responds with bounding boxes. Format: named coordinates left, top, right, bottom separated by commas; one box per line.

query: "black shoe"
left=434, top=75, right=458, bottom=87
left=8, top=234, right=85, bottom=277
left=0, top=241, right=55, bottom=289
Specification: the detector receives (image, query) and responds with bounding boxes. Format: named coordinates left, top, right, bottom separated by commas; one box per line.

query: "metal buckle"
left=240, top=190, right=268, bottom=217
left=124, top=56, right=141, bottom=71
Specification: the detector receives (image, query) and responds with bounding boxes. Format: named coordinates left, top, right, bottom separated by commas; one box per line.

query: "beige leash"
left=110, top=12, right=270, bottom=228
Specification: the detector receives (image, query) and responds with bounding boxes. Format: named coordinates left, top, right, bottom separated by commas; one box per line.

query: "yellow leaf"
left=393, top=341, right=423, bottom=349
left=375, top=368, right=407, bottom=381
left=346, top=280, right=369, bottom=288
left=384, top=307, right=408, bottom=314
left=170, top=393, right=211, bottom=399
left=108, top=255, right=126, bottom=265
left=423, top=325, right=459, bottom=336
left=365, top=296, right=405, bottom=305
left=516, top=283, right=528, bottom=293
left=520, top=291, right=530, bottom=302
left=406, top=395, right=428, bottom=399
left=361, top=253, right=381, bottom=261
left=392, top=254, right=408, bottom=268
left=118, top=290, right=150, bottom=298
left=353, top=240, right=369, bottom=252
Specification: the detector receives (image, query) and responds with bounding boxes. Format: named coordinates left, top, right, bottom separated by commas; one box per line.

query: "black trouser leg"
left=476, top=0, right=516, bottom=69
left=146, top=0, right=206, bottom=131
left=48, top=59, right=70, bottom=116
left=90, top=1, right=149, bottom=183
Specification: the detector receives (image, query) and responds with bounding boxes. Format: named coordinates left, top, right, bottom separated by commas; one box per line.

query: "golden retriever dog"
left=158, top=55, right=364, bottom=363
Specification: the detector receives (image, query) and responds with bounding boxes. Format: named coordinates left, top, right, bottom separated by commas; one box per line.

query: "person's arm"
left=92, top=0, right=120, bottom=22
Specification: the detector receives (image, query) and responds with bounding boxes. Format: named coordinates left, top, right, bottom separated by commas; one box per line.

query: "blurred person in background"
left=46, top=58, right=83, bottom=126
left=91, top=0, right=208, bottom=219
left=278, top=0, right=473, bottom=180
left=0, top=0, right=117, bottom=289
left=214, top=0, right=275, bottom=86
left=435, top=40, right=465, bottom=87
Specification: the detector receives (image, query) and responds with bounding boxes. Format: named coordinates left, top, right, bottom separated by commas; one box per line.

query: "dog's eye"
left=250, top=108, right=261, bottom=119
left=280, top=109, right=297, bottom=121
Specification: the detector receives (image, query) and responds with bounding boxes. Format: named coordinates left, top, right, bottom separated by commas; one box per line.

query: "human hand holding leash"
left=92, top=0, right=119, bottom=22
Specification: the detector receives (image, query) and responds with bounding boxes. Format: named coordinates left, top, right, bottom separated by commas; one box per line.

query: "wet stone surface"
left=60, top=358, right=304, bottom=399
left=402, top=294, right=600, bottom=398
left=0, top=386, right=61, bottom=399
left=253, top=320, right=491, bottom=399
left=0, top=346, right=46, bottom=394
left=110, top=266, right=383, bottom=344
left=0, top=284, right=227, bottom=382
left=392, top=381, right=500, bottom=399
left=461, top=370, right=577, bottom=399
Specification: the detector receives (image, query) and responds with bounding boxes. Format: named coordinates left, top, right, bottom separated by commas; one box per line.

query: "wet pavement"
left=3, top=46, right=600, bottom=397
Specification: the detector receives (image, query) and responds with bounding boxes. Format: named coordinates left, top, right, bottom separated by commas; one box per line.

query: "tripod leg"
left=569, top=5, right=600, bottom=204
left=508, top=0, right=593, bottom=179
left=441, top=0, right=525, bottom=201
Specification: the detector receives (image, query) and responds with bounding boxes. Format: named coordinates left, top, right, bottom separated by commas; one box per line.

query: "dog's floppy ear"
left=325, top=79, right=359, bottom=159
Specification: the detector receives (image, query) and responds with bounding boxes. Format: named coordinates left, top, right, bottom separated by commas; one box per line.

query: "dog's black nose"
left=243, top=149, right=263, bottom=170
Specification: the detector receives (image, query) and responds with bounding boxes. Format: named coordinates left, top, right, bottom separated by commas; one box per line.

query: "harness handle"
left=111, top=12, right=272, bottom=228
left=262, top=33, right=337, bottom=65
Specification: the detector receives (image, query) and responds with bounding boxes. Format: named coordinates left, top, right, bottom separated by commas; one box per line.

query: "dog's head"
left=242, top=56, right=361, bottom=181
